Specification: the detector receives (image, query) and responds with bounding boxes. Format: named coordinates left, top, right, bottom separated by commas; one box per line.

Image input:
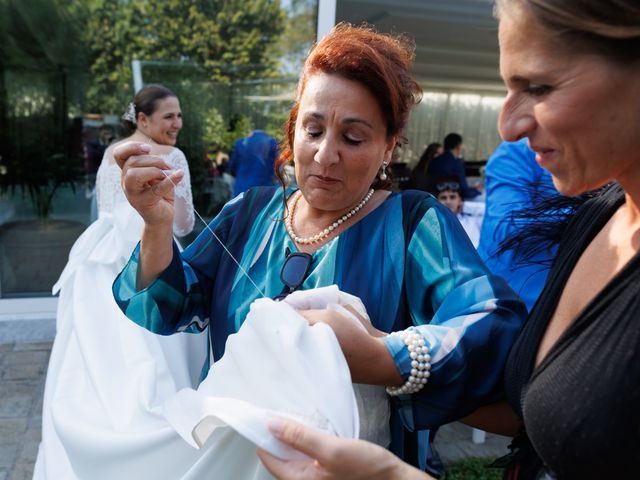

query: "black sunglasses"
left=436, top=181, right=460, bottom=192
left=274, top=247, right=313, bottom=301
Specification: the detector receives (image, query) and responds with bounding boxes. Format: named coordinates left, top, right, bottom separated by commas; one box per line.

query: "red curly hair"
left=275, top=22, right=422, bottom=190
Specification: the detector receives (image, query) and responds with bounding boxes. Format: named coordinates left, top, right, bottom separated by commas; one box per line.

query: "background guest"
left=408, top=142, right=442, bottom=191
left=227, top=129, right=279, bottom=196
left=426, top=133, right=481, bottom=199
left=432, top=177, right=484, bottom=248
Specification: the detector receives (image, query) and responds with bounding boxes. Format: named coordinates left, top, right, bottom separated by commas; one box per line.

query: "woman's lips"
left=311, top=174, right=340, bottom=184
left=532, top=148, right=556, bottom=168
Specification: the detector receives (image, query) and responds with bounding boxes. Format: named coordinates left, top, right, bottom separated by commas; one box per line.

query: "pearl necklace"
left=285, top=189, right=375, bottom=245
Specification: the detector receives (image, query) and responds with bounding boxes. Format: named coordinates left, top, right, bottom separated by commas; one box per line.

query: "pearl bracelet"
left=385, top=328, right=431, bottom=396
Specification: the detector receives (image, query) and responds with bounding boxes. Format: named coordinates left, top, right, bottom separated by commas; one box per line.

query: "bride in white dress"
left=34, top=84, right=207, bottom=479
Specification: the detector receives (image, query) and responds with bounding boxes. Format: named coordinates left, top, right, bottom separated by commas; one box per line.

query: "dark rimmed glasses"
left=274, top=247, right=313, bottom=300
left=436, top=181, right=461, bottom=192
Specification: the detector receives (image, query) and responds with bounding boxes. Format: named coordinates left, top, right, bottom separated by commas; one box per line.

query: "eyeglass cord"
left=160, top=169, right=266, bottom=299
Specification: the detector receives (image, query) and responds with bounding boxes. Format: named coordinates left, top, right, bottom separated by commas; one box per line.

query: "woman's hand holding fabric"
left=298, top=308, right=402, bottom=386
left=257, top=418, right=431, bottom=480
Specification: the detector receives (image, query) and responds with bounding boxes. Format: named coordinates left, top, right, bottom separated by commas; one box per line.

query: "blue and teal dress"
left=113, top=187, right=526, bottom=468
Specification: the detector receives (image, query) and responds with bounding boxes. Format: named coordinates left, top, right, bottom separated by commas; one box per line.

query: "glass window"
left=0, top=0, right=318, bottom=298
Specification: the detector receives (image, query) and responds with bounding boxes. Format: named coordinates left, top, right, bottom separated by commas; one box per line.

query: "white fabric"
left=164, top=297, right=360, bottom=463
left=164, top=286, right=389, bottom=462
left=458, top=201, right=485, bottom=248
left=37, top=279, right=364, bottom=479
left=282, top=286, right=390, bottom=447
left=34, top=151, right=206, bottom=479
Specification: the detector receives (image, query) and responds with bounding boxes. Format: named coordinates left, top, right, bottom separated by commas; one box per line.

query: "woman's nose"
left=498, top=94, right=536, bottom=142
left=314, top=136, right=339, bottom=166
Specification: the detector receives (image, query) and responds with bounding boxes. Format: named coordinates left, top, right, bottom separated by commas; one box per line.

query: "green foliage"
left=0, top=0, right=90, bottom=71
left=1, top=0, right=302, bottom=217
left=269, top=0, right=317, bottom=76
left=202, top=107, right=227, bottom=151
left=262, top=110, right=289, bottom=142
left=225, top=116, right=253, bottom=151
left=83, top=0, right=287, bottom=113
left=202, top=108, right=254, bottom=154
left=80, top=0, right=288, bottom=213
left=444, top=457, right=502, bottom=480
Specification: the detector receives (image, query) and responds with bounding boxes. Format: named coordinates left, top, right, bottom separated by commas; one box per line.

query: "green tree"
left=84, top=0, right=286, bottom=113
left=270, top=0, right=317, bottom=76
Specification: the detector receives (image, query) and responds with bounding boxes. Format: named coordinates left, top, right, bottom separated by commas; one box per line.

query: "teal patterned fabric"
left=113, top=186, right=526, bottom=462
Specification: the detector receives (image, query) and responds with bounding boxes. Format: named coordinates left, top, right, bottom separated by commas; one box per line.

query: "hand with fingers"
left=113, top=141, right=186, bottom=288
left=257, top=418, right=432, bottom=480
left=297, top=308, right=402, bottom=386
left=113, top=141, right=186, bottom=227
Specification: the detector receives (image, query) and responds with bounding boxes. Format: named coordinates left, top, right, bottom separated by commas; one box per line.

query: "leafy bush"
left=444, top=457, right=502, bottom=480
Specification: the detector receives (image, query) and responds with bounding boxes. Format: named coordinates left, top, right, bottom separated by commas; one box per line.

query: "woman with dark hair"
left=113, top=23, right=524, bottom=475
left=34, top=84, right=201, bottom=479
left=408, top=142, right=443, bottom=191
left=259, top=0, right=640, bottom=478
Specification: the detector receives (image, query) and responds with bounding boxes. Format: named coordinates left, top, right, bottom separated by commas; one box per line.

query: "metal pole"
left=316, top=0, right=337, bottom=42
left=131, top=59, right=143, bottom=93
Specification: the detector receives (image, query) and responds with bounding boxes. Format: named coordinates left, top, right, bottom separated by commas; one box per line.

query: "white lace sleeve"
left=96, top=147, right=128, bottom=215
left=164, top=148, right=195, bottom=237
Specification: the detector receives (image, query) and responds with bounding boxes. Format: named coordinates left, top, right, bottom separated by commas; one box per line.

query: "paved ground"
left=0, top=340, right=510, bottom=479
left=0, top=342, right=49, bottom=480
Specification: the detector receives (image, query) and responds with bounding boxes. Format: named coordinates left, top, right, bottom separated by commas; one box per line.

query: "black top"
left=504, top=184, right=640, bottom=479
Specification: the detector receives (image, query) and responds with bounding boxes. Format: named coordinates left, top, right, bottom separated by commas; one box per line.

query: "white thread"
left=160, top=169, right=266, bottom=298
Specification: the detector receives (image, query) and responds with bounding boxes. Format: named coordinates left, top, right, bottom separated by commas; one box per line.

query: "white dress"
left=34, top=148, right=207, bottom=479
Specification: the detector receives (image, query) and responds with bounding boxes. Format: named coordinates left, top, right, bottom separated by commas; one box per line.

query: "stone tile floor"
left=0, top=342, right=50, bottom=480
left=0, top=340, right=510, bottom=479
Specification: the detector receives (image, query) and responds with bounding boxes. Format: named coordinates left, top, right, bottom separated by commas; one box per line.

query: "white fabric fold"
left=163, top=286, right=391, bottom=461
left=163, top=297, right=360, bottom=463
left=53, top=203, right=143, bottom=294
left=284, top=285, right=391, bottom=447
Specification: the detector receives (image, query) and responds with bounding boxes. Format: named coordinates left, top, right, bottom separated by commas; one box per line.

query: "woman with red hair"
left=113, top=23, right=524, bottom=473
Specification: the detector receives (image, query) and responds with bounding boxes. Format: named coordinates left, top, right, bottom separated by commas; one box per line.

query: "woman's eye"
left=305, top=128, right=322, bottom=138
left=524, top=84, right=552, bottom=96
left=344, top=135, right=363, bottom=146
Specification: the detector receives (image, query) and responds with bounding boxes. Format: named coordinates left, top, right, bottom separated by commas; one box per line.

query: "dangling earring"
left=379, top=161, right=389, bottom=181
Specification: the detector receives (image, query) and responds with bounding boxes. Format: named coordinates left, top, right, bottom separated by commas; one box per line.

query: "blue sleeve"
left=113, top=193, right=246, bottom=335
left=382, top=201, right=526, bottom=430
left=477, top=140, right=556, bottom=310
left=478, top=140, right=540, bottom=259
